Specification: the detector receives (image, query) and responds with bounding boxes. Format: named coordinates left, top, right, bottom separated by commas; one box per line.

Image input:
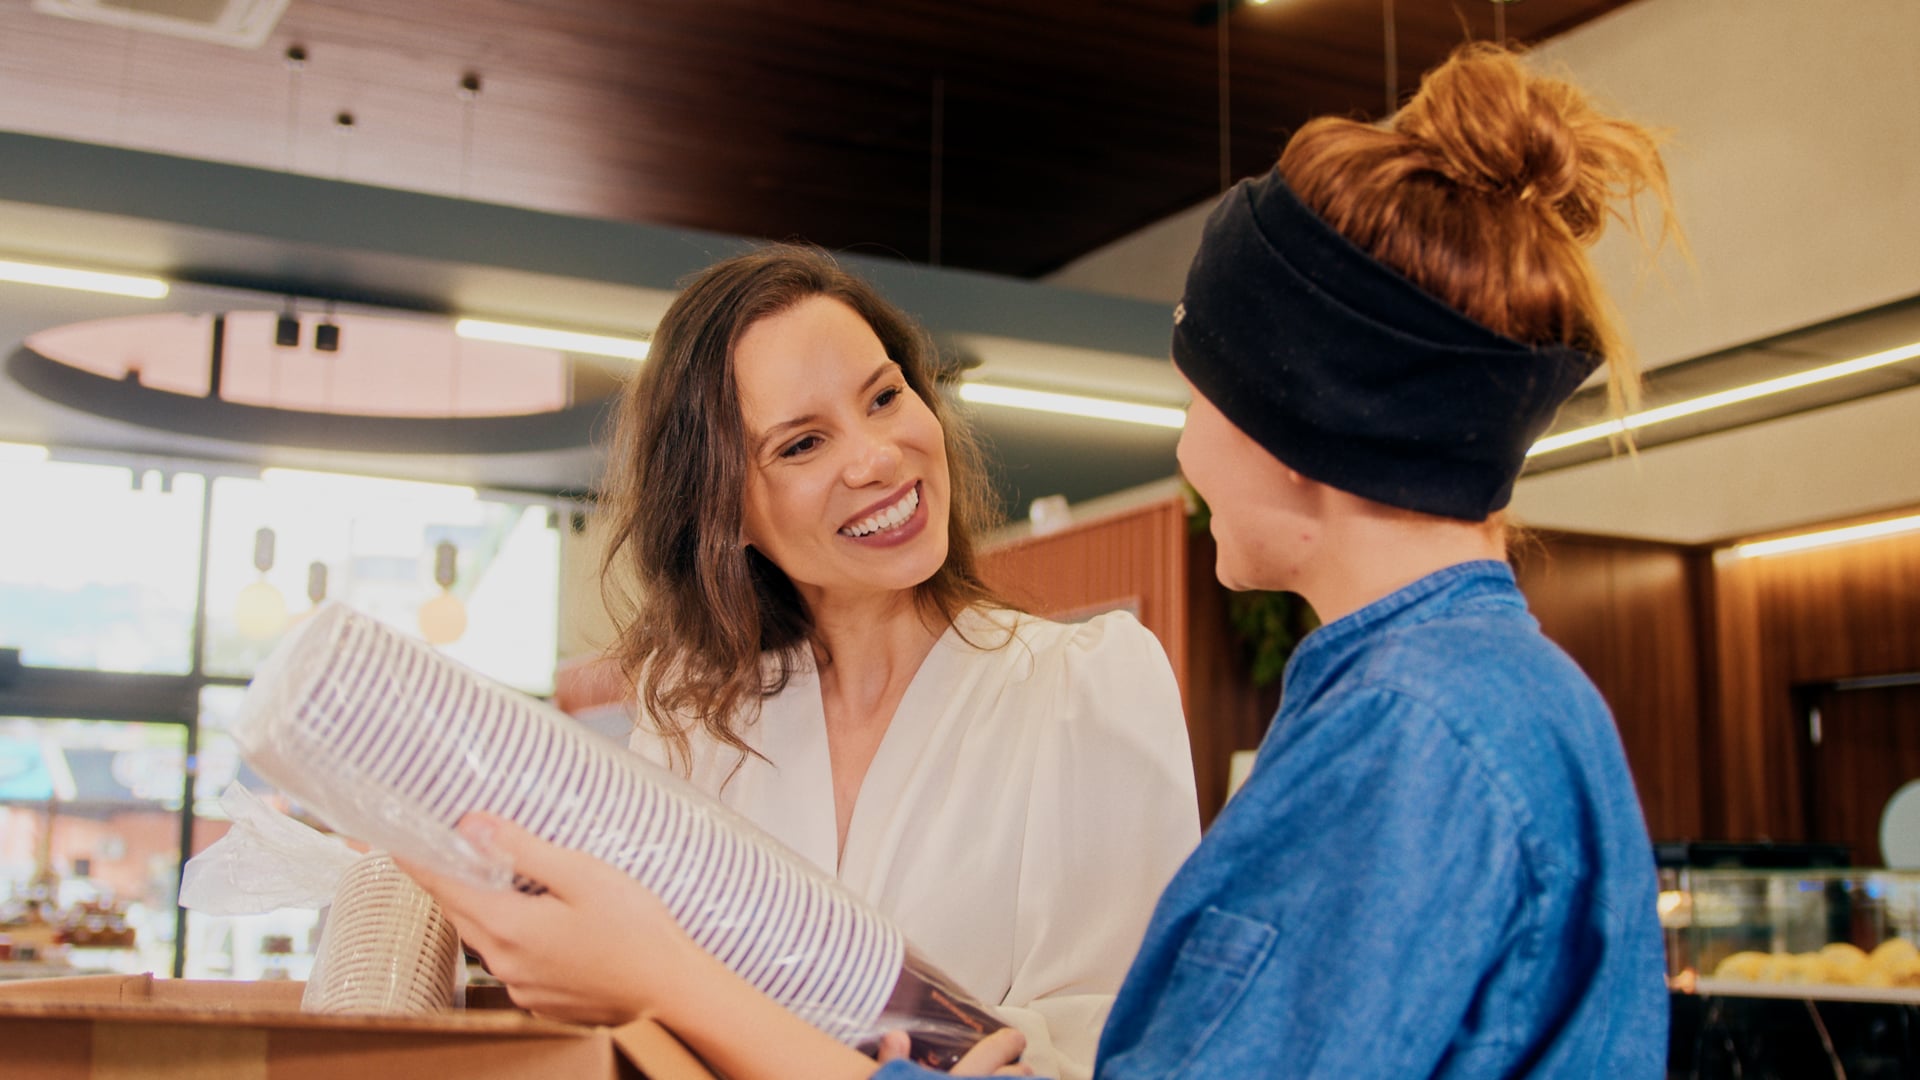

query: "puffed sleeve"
left=992, top=611, right=1200, bottom=1080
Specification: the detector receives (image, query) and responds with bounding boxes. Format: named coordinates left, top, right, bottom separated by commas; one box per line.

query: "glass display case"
left=1661, top=865, right=1920, bottom=1002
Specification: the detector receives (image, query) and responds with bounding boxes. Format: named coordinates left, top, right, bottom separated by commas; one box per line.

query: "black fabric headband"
left=1171, top=168, right=1601, bottom=521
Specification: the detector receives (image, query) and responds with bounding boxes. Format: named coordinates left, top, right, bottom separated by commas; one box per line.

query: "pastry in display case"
left=1661, top=863, right=1920, bottom=1002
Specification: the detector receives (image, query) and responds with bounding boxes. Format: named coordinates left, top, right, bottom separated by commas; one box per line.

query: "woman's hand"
left=406, top=815, right=1023, bottom=1080
left=876, top=1028, right=1033, bottom=1076
left=401, top=813, right=695, bottom=1026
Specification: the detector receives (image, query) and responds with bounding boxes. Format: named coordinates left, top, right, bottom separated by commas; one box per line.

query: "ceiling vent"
left=32, top=0, right=290, bottom=49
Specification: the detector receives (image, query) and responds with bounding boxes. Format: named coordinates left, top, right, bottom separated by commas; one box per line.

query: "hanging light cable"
left=458, top=71, right=482, bottom=199
left=283, top=44, right=306, bottom=171
left=1218, top=0, right=1231, bottom=191
left=1383, top=0, right=1399, bottom=115
left=929, top=74, right=944, bottom=267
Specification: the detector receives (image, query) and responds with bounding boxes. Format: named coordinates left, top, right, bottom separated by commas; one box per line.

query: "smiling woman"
left=411, top=244, right=1201, bottom=1079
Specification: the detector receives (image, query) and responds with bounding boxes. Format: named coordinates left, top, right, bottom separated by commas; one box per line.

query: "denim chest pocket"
left=1107, top=906, right=1278, bottom=1079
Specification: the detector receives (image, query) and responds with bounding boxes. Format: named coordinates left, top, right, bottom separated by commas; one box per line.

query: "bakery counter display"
left=1662, top=866, right=1920, bottom=1078
left=1661, top=866, right=1920, bottom=1002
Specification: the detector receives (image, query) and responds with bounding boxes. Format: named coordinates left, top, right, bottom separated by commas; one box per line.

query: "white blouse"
left=629, top=607, right=1199, bottom=1079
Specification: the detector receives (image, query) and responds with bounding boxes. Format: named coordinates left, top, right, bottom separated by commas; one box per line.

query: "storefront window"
left=0, top=456, right=565, bottom=981
left=0, top=716, right=188, bottom=980
left=0, top=460, right=205, bottom=674
left=201, top=471, right=559, bottom=694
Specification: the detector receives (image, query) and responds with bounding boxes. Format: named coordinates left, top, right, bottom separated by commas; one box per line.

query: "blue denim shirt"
left=877, top=561, right=1666, bottom=1079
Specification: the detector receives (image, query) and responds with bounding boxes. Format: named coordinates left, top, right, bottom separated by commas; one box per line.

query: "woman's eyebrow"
left=750, top=360, right=899, bottom=455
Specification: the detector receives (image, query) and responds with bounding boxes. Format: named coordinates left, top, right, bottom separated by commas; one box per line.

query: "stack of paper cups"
left=303, top=853, right=462, bottom=1015
left=239, top=603, right=940, bottom=1046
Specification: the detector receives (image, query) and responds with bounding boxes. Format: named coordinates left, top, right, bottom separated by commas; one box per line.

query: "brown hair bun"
left=1278, top=42, right=1679, bottom=420
left=1398, top=43, right=1649, bottom=243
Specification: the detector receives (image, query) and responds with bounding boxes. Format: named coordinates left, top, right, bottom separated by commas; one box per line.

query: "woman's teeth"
left=841, top=485, right=920, bottom=538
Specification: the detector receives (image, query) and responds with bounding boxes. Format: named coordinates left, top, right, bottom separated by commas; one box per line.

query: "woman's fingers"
left=951, top=1027, right=1028, bottom=1075
left=396, top=853, right=541, bottom=968
left=455, top=813, right=616, bottom=900
left=874, top=1029, right=1026, bottom=1075
left=396, top=817, right=682, bottom=1026
left=874, top=1031, right=912, bottom=1062
left=398, top=856, right=502, bottom=922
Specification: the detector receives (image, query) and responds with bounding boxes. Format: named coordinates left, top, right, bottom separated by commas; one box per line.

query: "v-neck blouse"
left=629, top=607, right=1200, bottom=1080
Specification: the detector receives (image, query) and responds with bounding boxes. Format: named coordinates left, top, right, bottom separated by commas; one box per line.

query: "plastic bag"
left=235, top=601, right=1003, bottom=1066
left=179, top=782, right=361, bottom=915
left=179, top=782, right=463, bottom=1015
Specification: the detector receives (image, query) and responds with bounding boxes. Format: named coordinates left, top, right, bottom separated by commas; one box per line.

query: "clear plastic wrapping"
left=179, top=782, right=362, bottom=915
left=180, top=783, right=463, bottom=1014
left=235, top=602, right=1002, bottom=1065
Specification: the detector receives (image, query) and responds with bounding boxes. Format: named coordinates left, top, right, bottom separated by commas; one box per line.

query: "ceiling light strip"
left=1733, top=512, right=1920, bottom=560
left=1528, top=340, right=1920, bottom=457
left=0, top=441, right=52, bottom=463
left=454, top=318, right=649, bottom=361
left=0, top=258, right=169, bottom=299
left=957, top=382, right=1188, bottom=429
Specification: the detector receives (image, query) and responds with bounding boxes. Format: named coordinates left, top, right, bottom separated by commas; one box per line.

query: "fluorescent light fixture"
left=455, top=318, right=649, bottom=361
left=0, top=258, right=168, bottom=299
left=1733, top=512, right=1920, bottom=560
left=958, top=382, right=1187, bottom=429
left=0, top=441, right=51, bottom=463
left=260, top=467, right=477, bottom=504
left=1528, top=340, right=1920, bottom=457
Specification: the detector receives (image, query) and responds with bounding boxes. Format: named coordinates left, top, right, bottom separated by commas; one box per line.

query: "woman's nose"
left=842, top=431, right=902, bottom=485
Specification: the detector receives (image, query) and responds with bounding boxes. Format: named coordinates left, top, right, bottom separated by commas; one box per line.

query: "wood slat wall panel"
left=979, top=497, right=1189, bottom=693
left=1711, top=519, right=1920, bottom=850
left=1515, top=516, right=1920, bottom=852
left=1803, top=685, right=1920, bottom=868
left=1707, top=555, right=1794, bottom=840
left=1514, top=533, right=1708, bottom=840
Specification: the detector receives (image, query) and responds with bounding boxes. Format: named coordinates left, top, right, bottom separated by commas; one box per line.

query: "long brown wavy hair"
left=1278, top=42, right=1680, bottom=424
left=598, top=244, right=1003, bottom=772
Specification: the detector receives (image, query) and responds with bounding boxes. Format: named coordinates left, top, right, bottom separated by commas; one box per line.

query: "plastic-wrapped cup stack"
left=303, top=853, right=461, bottom=1015
left=238, top=603, right=992, bottom=1053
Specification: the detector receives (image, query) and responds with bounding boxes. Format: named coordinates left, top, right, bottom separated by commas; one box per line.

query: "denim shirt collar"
left=1279, top=559, right=1522, bottom=710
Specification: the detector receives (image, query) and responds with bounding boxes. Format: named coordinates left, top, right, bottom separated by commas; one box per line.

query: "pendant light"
left=235, top=526, right=289, bottom=639
left=418, top=539, right=467, bottom=645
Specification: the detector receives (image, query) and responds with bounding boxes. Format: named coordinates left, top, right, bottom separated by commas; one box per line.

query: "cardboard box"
left=0, top=974, right=717, bottom=1079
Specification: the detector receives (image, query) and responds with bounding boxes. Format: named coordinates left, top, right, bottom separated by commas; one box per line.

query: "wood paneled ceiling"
left=0, top=0, right=1632, bottom=278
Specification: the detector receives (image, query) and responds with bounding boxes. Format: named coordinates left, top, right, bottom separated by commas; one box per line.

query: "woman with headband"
left=415, top=43, right=1676, bottom=1078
